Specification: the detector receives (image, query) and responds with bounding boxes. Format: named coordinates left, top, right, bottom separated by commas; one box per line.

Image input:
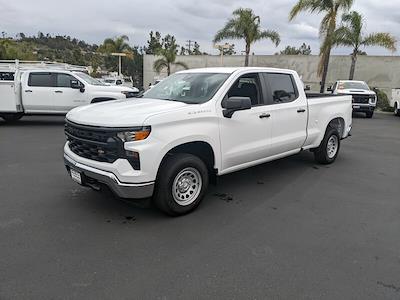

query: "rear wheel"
left=0, top=113, right=23, bottom=122
left=314, top=126, right=341, bottom=164
left=366, top=111, right=374, bottom=118
left=153, top=153, right=209, bottom=216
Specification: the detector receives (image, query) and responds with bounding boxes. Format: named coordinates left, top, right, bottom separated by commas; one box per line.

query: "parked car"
left=0, top=60, right=138, bottom=122
left=390, top=88, right=400, bottom=116
left=101, top=75, right=139, bottom=91
left=64, top=67, right=352, bottom=216
left=328, top=80, right=376, bottom=118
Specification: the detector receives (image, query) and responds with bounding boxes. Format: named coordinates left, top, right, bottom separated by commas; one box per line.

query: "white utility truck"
left=390, top=88, right=400, bottom=116
left=0, top=60, right=138, bottom=122
left=328, top=80, right=376, bottom=118
left=64, top=67, right=352, bottom=216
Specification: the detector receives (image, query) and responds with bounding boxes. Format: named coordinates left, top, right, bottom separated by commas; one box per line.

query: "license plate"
left=70, top=169, right=82, bottom=185
left=353, top=105, right=360, bottom=109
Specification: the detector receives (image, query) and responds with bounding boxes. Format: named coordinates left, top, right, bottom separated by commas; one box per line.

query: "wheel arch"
left=157, top=141, right=218, bottom=184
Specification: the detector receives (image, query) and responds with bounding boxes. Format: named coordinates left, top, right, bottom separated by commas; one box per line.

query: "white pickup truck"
left=0, top=62, right=138, bottom=122
left=328, top=80, right=376, bottom=118
left=64, top=67, right=352, bottom=216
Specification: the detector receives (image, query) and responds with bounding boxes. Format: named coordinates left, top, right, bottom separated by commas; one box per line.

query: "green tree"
left=279, top=43, right=312, bottom=55
left=289, top=0, right=354, bottom=93
left=334, top=11, right=397, bottom=80
left=145, top=31, right=162, bottom=55
left=153, top=35, right=188, bottom=75
left=98, top=35, right=133, bottom=72
left=214, top=8, right=280, bottom=66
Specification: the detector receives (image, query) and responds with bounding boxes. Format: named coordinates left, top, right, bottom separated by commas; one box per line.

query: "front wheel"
left=153, top=153, right=209, bottom=216
left=314, top=126, right=341, bottom=165
left=395, top=104, right=400, bottom=116
left=366, top=111, right=374, bottom=118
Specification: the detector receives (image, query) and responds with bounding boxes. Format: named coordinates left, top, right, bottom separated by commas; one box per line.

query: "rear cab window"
left=28, top=72, right=55, bottom=87
left=262, top=73, right=299, bottom=104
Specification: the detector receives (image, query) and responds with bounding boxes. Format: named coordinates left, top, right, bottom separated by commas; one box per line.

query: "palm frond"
left=258, top=30, right=281, bottom=46
left=153, top=58, right=168, bottom=74
left=173, top=61, right=189, bottom=70
left=362, top=33, right=397, bottom=52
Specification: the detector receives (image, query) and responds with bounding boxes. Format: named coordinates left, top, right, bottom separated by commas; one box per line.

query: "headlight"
left=121, top=91, right=135, bottom=98
left=369, top=96, right=376, bottom=105
left=117, top=126, right=151, bottom=142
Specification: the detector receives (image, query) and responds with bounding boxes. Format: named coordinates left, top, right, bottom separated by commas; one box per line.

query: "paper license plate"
left=70, top=169, right=82, bottom=184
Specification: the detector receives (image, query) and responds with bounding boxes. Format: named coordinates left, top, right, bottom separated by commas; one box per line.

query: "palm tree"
left=100, top=35, right=131, bottom=54
left=334, top=11, right=397, bottom=80
left=289, top=0, right=354, bottom=93
left=153, top=35, right=188, bottom=76
left=214, top=8, right=280, bottom=67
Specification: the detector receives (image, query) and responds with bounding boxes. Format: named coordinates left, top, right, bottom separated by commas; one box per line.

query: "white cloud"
left=0, top=0, right=398, bottom=55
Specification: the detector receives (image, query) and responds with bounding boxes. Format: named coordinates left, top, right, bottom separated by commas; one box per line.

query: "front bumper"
left=352, top=103, right=375, bottom=113
left=64, top=154, right=154, bottom=199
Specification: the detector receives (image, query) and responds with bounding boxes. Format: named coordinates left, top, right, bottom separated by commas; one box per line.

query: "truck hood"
left=66, top=98, right=187, bottom=127
left=90, top=85, right=137, bottom=92
left=338, top=89, right=376, bottom=96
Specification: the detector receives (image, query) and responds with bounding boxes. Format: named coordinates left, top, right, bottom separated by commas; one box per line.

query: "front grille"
left=352, top=94, right=371, bottom=104
left=65, top=121, right=123, bottom=163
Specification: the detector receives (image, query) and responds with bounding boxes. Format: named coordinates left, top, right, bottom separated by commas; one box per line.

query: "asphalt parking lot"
left=1, top=113, right=399, bottom=299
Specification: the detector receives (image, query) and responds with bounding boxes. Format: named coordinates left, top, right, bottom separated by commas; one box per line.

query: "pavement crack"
left=377, top=281, right=400, bottom=292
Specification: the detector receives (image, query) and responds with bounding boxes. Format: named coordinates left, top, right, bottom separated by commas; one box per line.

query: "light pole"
left=213, top=43, right=233, bottom=66
left=111, top=52, right=127, bottom=76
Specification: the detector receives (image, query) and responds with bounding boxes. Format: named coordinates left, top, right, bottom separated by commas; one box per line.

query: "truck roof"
left=178, top=67, right=296, bottom=74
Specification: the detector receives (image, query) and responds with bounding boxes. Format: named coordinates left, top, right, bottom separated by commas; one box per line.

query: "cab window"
left=227, top=73, right=263, bottom=106
left=56, top=73, right=74, bottom=88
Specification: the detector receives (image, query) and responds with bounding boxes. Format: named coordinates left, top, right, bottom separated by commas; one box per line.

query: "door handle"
left=25, top=90, right=32, bottom=93
left=297, top=108, right=306, bottom=113
left=259, top=113, right=271, bottom=119
left=54, top=90, right=63, bottom=93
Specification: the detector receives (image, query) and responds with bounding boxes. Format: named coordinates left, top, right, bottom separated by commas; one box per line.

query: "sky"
left=1, top=0, right=399, bottom=56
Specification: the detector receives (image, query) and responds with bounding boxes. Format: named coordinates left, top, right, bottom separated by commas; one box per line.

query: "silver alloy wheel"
left=172, top=167, right=202, bottom=206
left=327, top=135, right=338, bottom=159
left=395, top=105, right=398, bottom=115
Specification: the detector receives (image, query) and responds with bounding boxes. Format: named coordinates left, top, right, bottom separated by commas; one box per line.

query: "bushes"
left=374, top=89, right=394, bottom=112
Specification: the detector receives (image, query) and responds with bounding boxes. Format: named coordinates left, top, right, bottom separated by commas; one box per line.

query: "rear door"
left=261, top=72, right=308, bottom=156
left=53, top=72, right=87, bottom=112
left=22, top=72, right=56, bottom=112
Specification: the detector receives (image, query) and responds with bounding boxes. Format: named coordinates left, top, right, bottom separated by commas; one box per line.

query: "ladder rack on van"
left=0, top=60, right=89, bottom=73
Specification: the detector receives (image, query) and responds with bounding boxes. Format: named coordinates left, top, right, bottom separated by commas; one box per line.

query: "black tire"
left=395, top=104, right=400, bottom=116
left=314, top=126, right=341, bottom=165
left=153, top=153, right=209, bottom=216
left=366, top=111, right=374, bottom=118
left=0, top=113, right=23, bottom=122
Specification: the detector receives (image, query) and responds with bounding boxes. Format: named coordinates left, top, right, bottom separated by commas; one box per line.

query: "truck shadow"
left=0, top=116, right=65, bottom=127
left=72, top=150, right=324, bottom=224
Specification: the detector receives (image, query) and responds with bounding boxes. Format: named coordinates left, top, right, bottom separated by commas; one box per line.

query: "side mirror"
left=71, top=80, right=85, bottom=93
left=222, top=96, right=252, bottom=118
left=304, top=85, right=311, bottom=91
left=327, top=86, right=333, bottom=92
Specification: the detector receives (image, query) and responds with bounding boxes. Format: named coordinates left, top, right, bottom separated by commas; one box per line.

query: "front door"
left=218, top=73, right=272, bottom=173
left=53, top=73, right=87, bottom=113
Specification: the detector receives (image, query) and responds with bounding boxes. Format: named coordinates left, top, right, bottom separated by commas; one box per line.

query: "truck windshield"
left=74, top=72, right=106, bottom=86
left=339, top=81, right=370, bottom=90
left=144, top=73, right=230, bottom=104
